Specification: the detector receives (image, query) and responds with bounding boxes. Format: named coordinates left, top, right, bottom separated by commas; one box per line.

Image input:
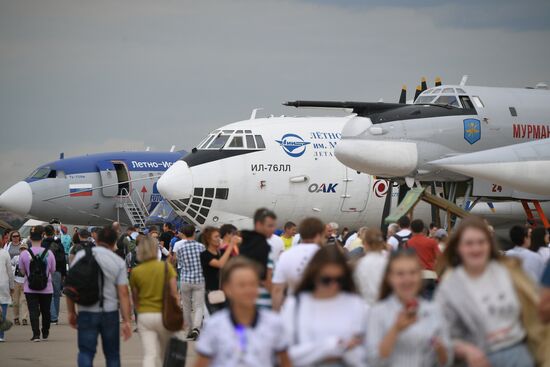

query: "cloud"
left=306, top=0, right=550, bottom=31
left=0, top=0, right=549, bottom=193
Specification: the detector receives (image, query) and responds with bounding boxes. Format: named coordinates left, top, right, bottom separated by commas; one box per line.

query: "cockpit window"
left=415, top=95, right=436, bottom=104
left=227, top=136, right=244, bottom=148
left=209, top=134, right=230, bottom=149
left=433, top=95, right=461, bottom=107
left=29, top=167, right=56, bottom=179
left=198, top=129, right=266, bottom=151
left=442, top=88, right=455, bottom=94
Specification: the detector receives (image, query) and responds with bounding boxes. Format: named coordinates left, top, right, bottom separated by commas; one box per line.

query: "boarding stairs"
left=118, top=188, right=150, bottom=228
left=521, top=200, right=550, bottom=228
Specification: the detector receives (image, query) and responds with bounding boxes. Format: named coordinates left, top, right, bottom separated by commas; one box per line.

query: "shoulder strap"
left=293, top=294, right=301, bottom=344
left=28, top=247, right=37, bottom=260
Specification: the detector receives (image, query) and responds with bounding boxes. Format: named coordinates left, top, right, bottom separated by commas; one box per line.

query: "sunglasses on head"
left=318, top=275, right=345, bottom=287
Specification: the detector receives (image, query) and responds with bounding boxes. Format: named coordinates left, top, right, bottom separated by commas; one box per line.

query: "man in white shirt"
left=387, top=216, right=412, bottom=251
left=271, top=217, right=325, bottom=311
left=268, top=234, right=284, bottom=265
left=506, top=226, right=545, bottom=282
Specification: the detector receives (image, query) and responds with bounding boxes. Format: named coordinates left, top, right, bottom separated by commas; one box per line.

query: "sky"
left=0, top=0, right=549, bottom=191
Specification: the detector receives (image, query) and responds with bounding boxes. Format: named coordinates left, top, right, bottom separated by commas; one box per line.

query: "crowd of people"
left=0, top=210, right=549, bottom=367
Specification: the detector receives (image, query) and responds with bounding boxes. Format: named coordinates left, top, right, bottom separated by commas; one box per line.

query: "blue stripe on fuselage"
left=25, top=151, right=187, bottom=182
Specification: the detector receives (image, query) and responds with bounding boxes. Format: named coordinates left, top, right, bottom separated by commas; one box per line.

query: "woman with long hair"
left=281, top=246, right=367, bottom=367
left=366, top=250, right=451, bottom=366
left=200, top=226, right=234, bottom=315
left=194, top=257, right=291, bottom=367
left=436, top=216, right=547, bottom=367
left=354, top=228, right=388, bottom=306
left=530, top=227, right=550, bottom=263
left=130, top=236, right=181, bottom=367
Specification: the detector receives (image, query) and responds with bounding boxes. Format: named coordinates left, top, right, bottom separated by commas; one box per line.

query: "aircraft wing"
left=429, top=139, right=550, bottom=196
left=283, top=100, right=404, bottom=117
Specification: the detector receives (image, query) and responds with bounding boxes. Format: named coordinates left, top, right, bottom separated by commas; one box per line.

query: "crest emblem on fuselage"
left=463, top=118, right=481, bottom=145
left=276, top=133, right=311, bottom=157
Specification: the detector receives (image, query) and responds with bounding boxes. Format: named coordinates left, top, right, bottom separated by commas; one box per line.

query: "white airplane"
left=156, top=114, right=540, bottom=229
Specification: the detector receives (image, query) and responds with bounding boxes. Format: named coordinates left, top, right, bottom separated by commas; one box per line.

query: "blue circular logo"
left=276, top=134, right=311, bottom=157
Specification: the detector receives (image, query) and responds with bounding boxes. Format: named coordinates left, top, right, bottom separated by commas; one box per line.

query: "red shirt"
left=406, top=234, right=441, bottom=271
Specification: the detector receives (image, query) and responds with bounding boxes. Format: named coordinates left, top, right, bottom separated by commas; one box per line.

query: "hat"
left=79, top=228, right=91, bottom=238
left=434, top=229, right=448, bottom=239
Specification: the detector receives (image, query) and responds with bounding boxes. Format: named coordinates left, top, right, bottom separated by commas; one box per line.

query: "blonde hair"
left=136, top=236, right=158, bottom=262
left=362, top=228, right=386, bottom=252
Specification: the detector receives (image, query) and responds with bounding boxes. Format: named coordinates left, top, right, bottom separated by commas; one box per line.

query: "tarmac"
left=0, top=299, right=198, bottom=367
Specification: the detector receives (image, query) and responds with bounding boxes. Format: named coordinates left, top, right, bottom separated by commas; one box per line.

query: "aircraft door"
left=340, top=168, right=369, bottom=212
left=97, top=161, right=119, bottom=197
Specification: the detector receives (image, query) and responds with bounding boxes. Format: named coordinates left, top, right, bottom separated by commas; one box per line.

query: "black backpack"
left=48, top=239, right=66, bottom=268
left=27, top=248, right=49, bottom=291
left=394, top=233, right=412, bottom=250
left=63, top=247, right=103, bottom=306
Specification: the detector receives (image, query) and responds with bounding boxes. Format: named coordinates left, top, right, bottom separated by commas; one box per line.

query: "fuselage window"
left=459, top=96, right=474, bottom=109
left=254, top=135, right=266, bottom=149
left=472, top=96, right=485, bottom=108
left=209, top=134, right=230, bottom=149
left=56, top=170, right=66, bottom=179
left=246, top=135, right=256, bottom=149
left=227, top=136, right=244, bottom=148
left=509, top=107, right=518, bottom=117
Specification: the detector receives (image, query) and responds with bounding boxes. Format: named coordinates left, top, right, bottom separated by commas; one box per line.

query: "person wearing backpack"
left=69, top=228, right=95, bottom=264
left=387, top=216, right=412, bottom=251
left=42, top=225, right=67, bottom=325
left=18, top=225, right=56, bottom=342
left=65, top=226, right=132, bottom=367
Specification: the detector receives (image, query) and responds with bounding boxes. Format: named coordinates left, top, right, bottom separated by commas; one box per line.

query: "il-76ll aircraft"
left=156, top=115, right=535, bottom=229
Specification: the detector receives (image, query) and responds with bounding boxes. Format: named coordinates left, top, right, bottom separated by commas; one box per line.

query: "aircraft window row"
left=198, top=130, right=266, bottom=150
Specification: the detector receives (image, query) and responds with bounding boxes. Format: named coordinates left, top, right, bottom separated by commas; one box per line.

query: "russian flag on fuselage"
left=69, top=184, right=93, bottom=197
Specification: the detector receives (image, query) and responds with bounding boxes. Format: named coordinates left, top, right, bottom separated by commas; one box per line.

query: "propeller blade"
left=421, top=77, right=428, bottom=91
left=413, top=85, right=421, bottom=101
left=435, top=76, right=442, bottom=87
left=399, top=85, right=407, bottom=104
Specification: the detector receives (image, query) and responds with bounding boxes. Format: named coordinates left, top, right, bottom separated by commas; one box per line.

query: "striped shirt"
left=366, top=295, right=453, bottom=367
left=174, top=240, right=205, bottom=284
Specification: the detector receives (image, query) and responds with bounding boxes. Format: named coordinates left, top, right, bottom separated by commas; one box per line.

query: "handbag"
left=207, top=290, right=226, bottom=305
left=207, top=265, right=226, bottom=305
left=163, top=336, right=188, bottom=367
left=162, top=262, right=184, bottom=331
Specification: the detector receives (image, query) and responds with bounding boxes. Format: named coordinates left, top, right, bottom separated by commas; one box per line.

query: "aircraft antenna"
left=169, top=145, right=176, bottom=152
left=250, top=108, right=263, bottom=119
left=145, top=146, right=151, bottom=151
left=460, top=75, right=469, bottom=87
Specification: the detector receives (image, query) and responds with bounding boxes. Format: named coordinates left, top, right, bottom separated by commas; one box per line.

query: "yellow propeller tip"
left=402, top=85, right=407, bottom=90
left=421, top=77, right=426, bottom=81
left=435, top=76, right=441, bottom=81
left=416, top=85, right=421, bottom=90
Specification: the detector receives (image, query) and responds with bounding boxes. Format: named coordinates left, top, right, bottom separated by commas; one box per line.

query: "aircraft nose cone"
left=335, top=139, right=418, bottom=177
left=157, top=160, right=194, bottom=200
left=0, top=181, right=33, bottom=215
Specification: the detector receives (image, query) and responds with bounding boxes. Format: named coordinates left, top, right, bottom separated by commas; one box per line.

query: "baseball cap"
left=434, top=229, right=448, bottom=239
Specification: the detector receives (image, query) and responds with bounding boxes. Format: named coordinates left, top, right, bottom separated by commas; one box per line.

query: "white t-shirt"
left=387, top=229, right=412, bottom=251
left=538, top=246, right=550, bottom=264
left=344, top=233, right=358, bottom=248
left=457, top=261, right=525, bottom=351
left=196, top=308, right=288, bottom=367
left=268, top=235, right=284, bottom=265
left=281, top=292, right=367, bottom=367
left=354, top=251, right=388, bottom=306
left=71, top=246, right=128, bottom=313
left=506, top=246, right=545, bottom=282
left=272, top=243, right=319, bottom=293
